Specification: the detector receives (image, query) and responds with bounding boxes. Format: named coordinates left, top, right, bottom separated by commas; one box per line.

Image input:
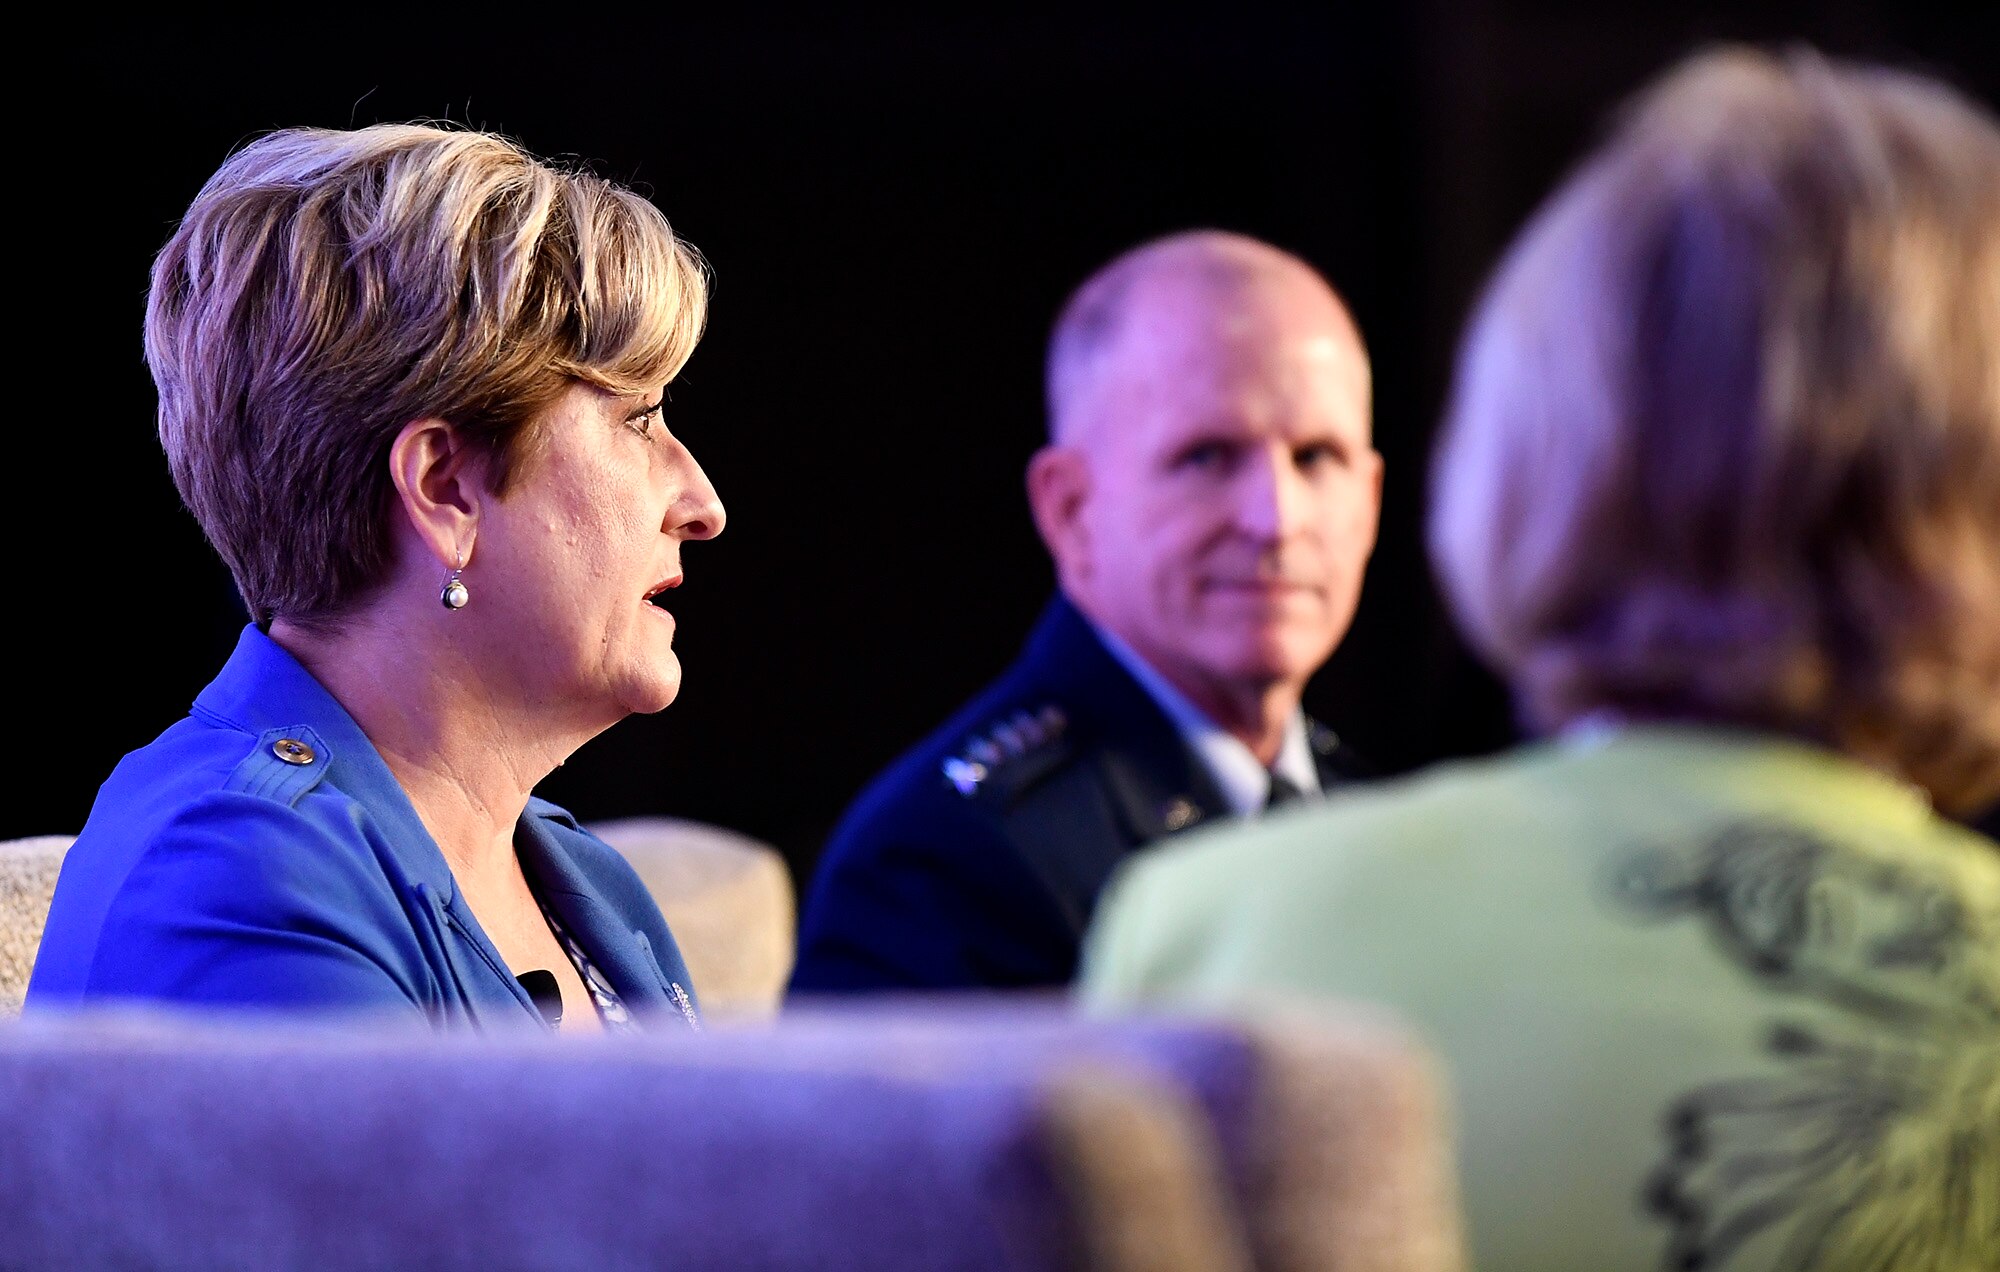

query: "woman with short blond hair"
left=30, top=122, right=724, bottom=1033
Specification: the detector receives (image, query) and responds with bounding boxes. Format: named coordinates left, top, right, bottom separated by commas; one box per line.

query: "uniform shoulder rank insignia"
left=942, top=704, right=1069, bottom=797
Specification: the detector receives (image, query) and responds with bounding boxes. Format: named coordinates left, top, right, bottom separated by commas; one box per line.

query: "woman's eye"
left=627, top=402, right=664, bottom=438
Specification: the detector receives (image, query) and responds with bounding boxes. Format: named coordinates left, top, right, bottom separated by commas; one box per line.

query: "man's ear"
left=388, top=417, right=486, bottom=570
left=1360, top=446, right=1385, bottom=557
left=1026, top=445, right=1092, bottom=586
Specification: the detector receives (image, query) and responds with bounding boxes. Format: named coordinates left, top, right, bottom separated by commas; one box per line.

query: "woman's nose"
left=667, top=446, right=726, bottom=541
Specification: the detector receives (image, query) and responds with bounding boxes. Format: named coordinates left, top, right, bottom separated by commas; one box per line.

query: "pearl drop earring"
left=439, top=552, right=469, bottom=610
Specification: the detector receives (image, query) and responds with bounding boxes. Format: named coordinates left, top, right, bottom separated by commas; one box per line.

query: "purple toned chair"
left=1, top=996, right=1464, bottom=1271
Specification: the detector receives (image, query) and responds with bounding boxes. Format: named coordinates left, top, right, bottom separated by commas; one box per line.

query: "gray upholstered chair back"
left=584, top=815, right=795, bottom=1019
left=0, top=835, right=75, bottom=1016
left=2, top=997, right=1467, bottom=1271
left=1, top=1004, right=1267, bottom=1271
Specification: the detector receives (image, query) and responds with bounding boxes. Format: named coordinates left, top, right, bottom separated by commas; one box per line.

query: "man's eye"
left=1295, top=442, right=1347, bottom=470
left=1175, top=443, right=1232, bottom=472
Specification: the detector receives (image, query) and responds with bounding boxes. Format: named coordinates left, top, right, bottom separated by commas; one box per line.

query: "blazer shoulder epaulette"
left=219, top=725, right=335, bottom=809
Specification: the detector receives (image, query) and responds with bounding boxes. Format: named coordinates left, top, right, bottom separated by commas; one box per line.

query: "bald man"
left=788, top=230, right=1384, bottom=994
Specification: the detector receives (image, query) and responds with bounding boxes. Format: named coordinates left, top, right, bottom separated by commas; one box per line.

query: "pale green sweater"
left=1080, top=725, right=2000, bottom=1272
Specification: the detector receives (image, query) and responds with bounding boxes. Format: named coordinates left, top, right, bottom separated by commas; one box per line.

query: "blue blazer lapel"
left=515, top=806, right=700, bottom=1029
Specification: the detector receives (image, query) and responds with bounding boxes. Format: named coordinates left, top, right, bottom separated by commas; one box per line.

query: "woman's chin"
left=625, top=657, right=684, bottom=717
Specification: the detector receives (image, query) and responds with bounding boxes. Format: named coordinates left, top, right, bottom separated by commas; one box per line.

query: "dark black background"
left=14, top=4, right=1996, bottom=885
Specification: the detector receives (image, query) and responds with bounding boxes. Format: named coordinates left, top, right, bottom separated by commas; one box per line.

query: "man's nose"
left=1232, top=443, right=1304, bottom=542
left=666, top=443, right=727, bottom=542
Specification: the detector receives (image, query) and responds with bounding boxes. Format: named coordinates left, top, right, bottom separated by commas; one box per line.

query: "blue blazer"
left=27, top=626, right=699, bottom=1032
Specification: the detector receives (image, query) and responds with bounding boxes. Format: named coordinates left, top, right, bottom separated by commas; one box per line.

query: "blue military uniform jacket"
left=788, top=595, right=1372, bottom=994
left=27, top=625, right=700, bottom=1032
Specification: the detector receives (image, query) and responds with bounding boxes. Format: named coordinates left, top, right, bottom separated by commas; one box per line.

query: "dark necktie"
left=1264, top=769, right=1307, bottom=811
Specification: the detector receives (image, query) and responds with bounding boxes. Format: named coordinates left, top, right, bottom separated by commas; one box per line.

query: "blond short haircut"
left=145, top=122, right=709, bottom=627
left=1427, top=45, right=2000, bottom=813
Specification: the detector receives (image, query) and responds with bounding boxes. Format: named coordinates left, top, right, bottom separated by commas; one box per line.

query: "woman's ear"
left=1026, top=445, right=1093, bottom=590
left=388, top=418, right=485, bottom=569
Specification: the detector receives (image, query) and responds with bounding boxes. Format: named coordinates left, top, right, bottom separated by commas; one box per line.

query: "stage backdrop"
left=15, top=6, right=1994, bottom=888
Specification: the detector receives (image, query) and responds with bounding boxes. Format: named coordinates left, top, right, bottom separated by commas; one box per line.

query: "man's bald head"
left=1026, top=230, right=1381, bottom=754
left=1045, top=230, right=1367, bottom=446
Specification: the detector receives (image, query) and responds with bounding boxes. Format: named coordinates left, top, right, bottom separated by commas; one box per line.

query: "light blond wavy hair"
left=145, top=122, right=709, bottom=628
left=1428, top=45, right=2000, bottom=814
